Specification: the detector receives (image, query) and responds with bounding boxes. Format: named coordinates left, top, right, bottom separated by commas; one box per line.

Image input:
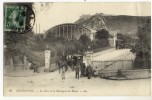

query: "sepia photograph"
left=3, top=2, right=151, bottom=96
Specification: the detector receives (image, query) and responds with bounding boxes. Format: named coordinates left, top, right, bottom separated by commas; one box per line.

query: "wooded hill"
left=75, top=13, right=150, bottom=34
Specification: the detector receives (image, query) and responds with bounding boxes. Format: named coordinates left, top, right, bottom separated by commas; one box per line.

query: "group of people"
left=29, top=59, right=98, bottom=79
left=58, top=60, right=98, bottom=80
left=29, top=60, right=40, bottom=73
left=75, top=63, right=93, bottom=79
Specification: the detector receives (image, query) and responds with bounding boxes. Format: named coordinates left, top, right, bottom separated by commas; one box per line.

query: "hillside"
left=75, top=13, right=150, bottom=34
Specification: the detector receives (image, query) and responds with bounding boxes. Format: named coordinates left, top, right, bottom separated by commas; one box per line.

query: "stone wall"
left=98, top=69, right=151, bottom=80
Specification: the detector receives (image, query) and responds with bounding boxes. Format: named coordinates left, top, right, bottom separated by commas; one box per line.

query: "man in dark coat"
left=80, top=63, right=86, bottom=77
left=87, top=65, right=92, bottom=79
left=33, top=61, right=39, bottom=73
left=75, top=64, right=80, bottom=79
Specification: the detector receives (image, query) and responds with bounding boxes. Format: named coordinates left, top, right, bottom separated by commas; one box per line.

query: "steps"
left=13, top=56, right=24, bottom=67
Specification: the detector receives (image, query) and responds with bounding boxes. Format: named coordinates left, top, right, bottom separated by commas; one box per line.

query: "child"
left=61, top=67, right=65, bottom=80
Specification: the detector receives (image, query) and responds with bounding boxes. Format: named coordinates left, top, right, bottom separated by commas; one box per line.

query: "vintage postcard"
left=3, top=2, right=151, bottom=96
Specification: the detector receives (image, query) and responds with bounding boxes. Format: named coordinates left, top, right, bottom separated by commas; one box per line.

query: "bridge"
left=46, top=23, right=92, bottom=40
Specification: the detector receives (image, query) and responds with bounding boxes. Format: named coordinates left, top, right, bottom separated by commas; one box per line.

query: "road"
left=4, top=49, right=150, bottom=96
left=4, top=69, right=150, bottom=96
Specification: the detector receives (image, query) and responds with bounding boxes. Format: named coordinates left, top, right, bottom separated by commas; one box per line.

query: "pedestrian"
left=81, top=63, right=86, bottom=77
left=80, top=63, right=84, bottom=77
left=33, top=61, right=37, bottom=73
left=75, top=64, right=80, bottom=79
left=34, top=61, right=40, bottom=73
left=61, top=67, right=65, bottom=80
left=80, top=63, right=83, bottom=77
left=87, top=65, right=92, bottom=79
left=65, top=62, right=68, bottom=72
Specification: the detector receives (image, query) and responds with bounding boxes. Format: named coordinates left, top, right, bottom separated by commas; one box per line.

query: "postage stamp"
left=4, top=5, right=27, bottom=32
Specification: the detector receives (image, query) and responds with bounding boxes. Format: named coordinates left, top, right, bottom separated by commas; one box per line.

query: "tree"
left=79, top=34, right=91, bottom=51
left=95, top=29, right=109, bottom=40
left=93, top=29, right=109, bottom=49
left=4, top=3, right=34, bottom=69
left=79, top=34, right=91, bottom=45
left=32, top=34, right=46, bottom=51
left=117, top=33, right=133, bottom=44
left=131, top=19, right=151, bottom=69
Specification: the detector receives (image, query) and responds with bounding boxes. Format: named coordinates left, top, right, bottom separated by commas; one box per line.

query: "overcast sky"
left=32, top=2, right=151, bottom=33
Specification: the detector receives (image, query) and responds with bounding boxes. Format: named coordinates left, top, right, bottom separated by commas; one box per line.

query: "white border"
left=2, top=0, right=152, bottom=2
left=0, top=0, right=151, bottom=100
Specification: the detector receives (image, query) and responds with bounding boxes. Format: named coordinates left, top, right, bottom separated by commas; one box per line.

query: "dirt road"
left=4, top=68, right=150, bottom=96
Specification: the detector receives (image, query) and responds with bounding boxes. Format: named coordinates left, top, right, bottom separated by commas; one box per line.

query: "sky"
left=32, top=2, right=151, bottom=34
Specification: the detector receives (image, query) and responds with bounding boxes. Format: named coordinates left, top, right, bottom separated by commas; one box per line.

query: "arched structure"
left=46, top=23, right=91, bottom=40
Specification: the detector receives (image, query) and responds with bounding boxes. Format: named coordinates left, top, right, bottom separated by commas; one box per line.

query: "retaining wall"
left=99, top=69, right=151, bottom=80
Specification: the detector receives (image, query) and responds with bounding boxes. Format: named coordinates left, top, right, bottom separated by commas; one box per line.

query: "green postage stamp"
left=4, top=5, right=27, bottom=32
